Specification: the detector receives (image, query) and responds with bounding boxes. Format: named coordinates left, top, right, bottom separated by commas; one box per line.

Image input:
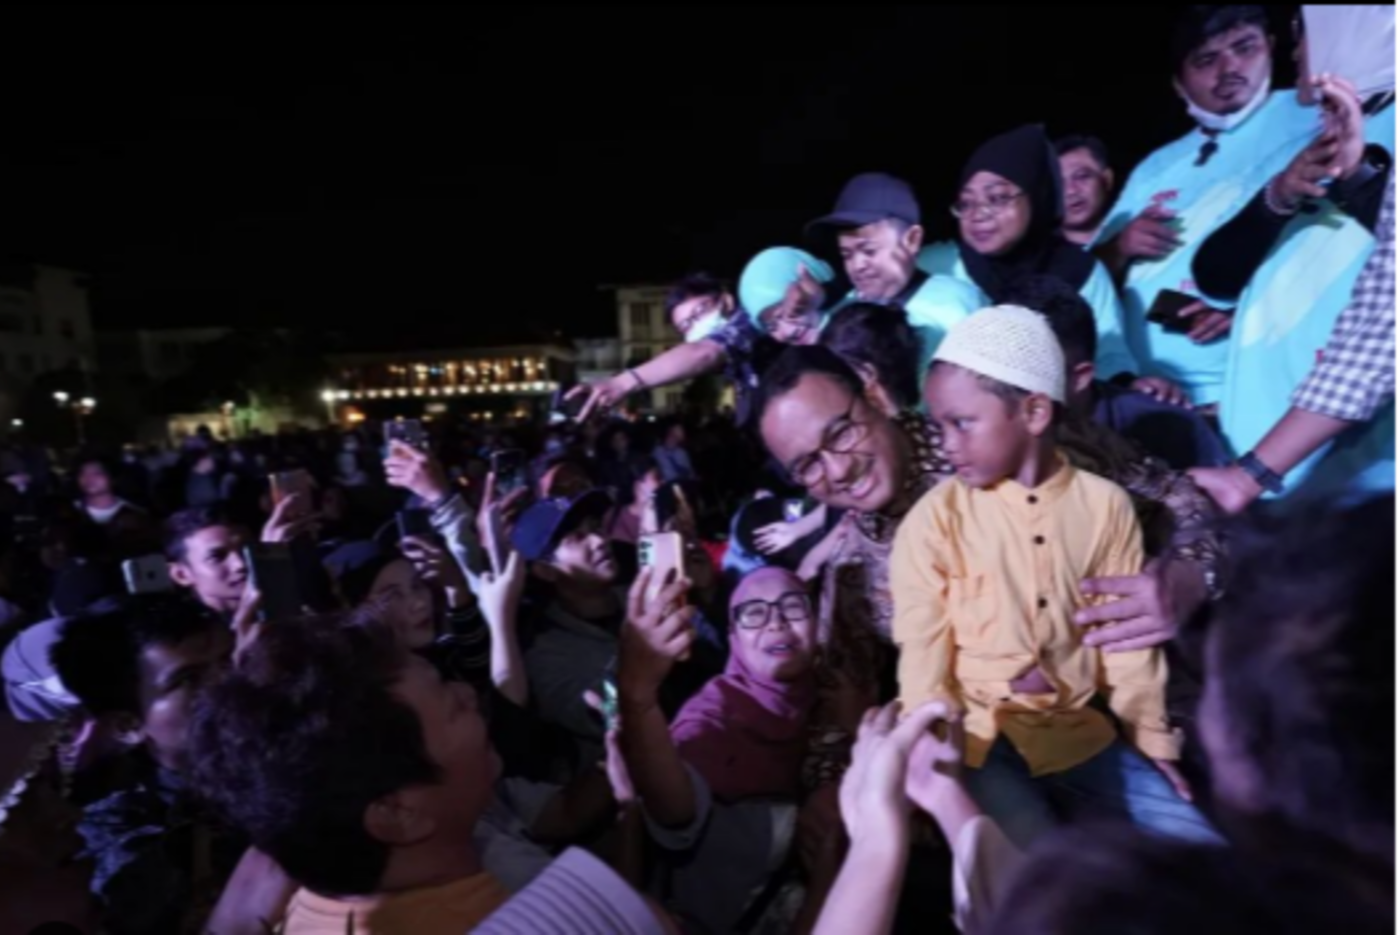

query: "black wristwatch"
left=1237, top=451, right=1284, bottom=494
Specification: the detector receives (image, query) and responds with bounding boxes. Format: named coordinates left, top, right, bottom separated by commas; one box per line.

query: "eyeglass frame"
left=950, top=190, right=1026, bottom=220
left=732, top=591, right=814, bottom=630
left=784, top=393, right=871, bottom=490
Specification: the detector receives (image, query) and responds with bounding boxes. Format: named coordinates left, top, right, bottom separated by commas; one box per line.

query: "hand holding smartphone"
left=270, top=469, right=313, bottom=521
left=639, top=531, right=691, bottom=662
left=1146, top=289, right=1211, bottom=335
left=384, top=419, right=429, bottom=453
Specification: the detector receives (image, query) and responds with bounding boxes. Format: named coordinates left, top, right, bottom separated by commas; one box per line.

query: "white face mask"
left=1180, top=74, right=1272, bottom=132
left=683, top=311, right=725, bottom=343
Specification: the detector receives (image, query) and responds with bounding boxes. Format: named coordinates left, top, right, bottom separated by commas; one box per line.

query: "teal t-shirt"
left=916, top=241, right=1138, bottom=381
left=1096, top=91, right=1319, bottom=404
left=1218, top=103, right=1396, bottom=500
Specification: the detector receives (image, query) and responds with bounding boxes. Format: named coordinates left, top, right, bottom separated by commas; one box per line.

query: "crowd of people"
left=0, top=5, right=1393, bottom=934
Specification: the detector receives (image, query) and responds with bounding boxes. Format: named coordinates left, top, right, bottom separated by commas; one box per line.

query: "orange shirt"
left=284, top=872, right=510, bottom=935
left=891, top=457, right=1179, bottom=776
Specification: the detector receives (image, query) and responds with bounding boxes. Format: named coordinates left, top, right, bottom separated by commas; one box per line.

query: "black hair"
left=50, top=594, right=224, bottom=717
left=1171, top=6, right=1270, bottom=72
left=753, top=345, right=866, bottom=426
left=664, top=272, right=728, bottom=319
left=1198, top=494, right=1394, bottom=861
left=190, top=612, right=441, bottom=897
left=1053, top=134, right=1111, bottom=169
left=984, top=825, right=1393, bottom=935
left=163, top=506, right=233, bottom=562
left=1000, top=274, right=1098, bottom=365
left=820, top=302, right=923, bottom=410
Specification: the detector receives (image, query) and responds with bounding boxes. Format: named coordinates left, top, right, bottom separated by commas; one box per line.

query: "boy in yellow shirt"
left=891, top=304, right=1215, bottom=849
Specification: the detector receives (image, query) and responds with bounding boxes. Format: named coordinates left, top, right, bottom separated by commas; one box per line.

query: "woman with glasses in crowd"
left=616, top=564, right=834, bottom=933
left=919, top=124, right=1166, bottom=400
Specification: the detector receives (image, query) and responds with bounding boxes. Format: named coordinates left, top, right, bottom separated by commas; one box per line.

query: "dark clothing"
left=703, top=312, right=782, bottom=427
left=957, top=124, right=1096, bottom=301
left=1092, top=381, right=1231, bottom=470
left=78, top=759, right=244, bottom=935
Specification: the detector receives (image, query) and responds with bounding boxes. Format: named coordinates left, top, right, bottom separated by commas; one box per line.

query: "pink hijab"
left=669, top=567, right=816, bottom=802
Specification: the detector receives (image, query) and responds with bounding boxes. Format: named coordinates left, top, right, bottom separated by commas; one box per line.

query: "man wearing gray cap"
left=809, top=172, right=988, bottom=378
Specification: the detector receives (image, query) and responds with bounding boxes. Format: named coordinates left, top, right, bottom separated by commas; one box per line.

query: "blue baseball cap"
left=511, top=489, right=614, bottom=562
left=806, top=172, right=922, bottom=237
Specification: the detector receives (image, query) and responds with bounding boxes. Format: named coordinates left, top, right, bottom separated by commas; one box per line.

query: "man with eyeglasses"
left=754, top=344, right=1223, bottom=794
left=1092, top=5, right=1316, bottom=408
left=1056, top=135, right=1116, bottom=248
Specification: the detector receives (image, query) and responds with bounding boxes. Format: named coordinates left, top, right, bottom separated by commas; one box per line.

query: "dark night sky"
left=0, top=5, right=1299, bottom=347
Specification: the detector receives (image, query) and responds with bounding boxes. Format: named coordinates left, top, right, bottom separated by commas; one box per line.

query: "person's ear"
left=168, top=561, right=195, bottom=589
left=1070, top=361, right=1096, bottom=399
left=364, top=789, right=436, bottom=847
left=903, top=224, right=925, bottom=254
left=1024, top=393, right=1055, bottom=436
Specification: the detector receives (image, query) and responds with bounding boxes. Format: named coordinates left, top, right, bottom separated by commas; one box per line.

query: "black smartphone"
left=491, top=448, right=528, bottom=497
left=244, top=543, right=303, bottom=621
left=1145, top=289, right=1202, bottom=334
left=396, top=509, right=435, bottom=541
left=385, top=419, right=428, bottom=452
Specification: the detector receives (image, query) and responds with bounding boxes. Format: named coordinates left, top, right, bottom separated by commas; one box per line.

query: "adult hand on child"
left=1076, top=558, right=1206, bottom=653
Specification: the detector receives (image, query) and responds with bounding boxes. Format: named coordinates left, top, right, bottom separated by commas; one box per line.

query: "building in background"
left=577, top=283, right=688, bottom=413
left=322, top=341, right=578, bottom=426
left=0, top=262, right=95, bottom=427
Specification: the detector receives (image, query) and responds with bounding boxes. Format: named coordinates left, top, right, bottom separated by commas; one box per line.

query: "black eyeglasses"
left=733, top=591, right=813, bottom=630
left=786, top=396, right=869, bottom=489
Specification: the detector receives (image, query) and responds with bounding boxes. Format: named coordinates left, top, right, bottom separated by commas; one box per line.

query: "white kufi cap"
left=933, top=304, right=1066, bottom=403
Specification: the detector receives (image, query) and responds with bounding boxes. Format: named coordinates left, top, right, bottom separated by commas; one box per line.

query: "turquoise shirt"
left=917, top=241, right=1138, bottom=381
left=1219, top=103, right=1396, bottom=500
left=1096, top=91, right=1319, bottom=404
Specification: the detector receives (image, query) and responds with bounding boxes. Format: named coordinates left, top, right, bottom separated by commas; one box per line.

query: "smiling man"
left=756, top=343, right=1225, bottom=793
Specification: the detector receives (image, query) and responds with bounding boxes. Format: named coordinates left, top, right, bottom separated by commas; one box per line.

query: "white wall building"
left=0, top=264, right=95, bottom=425
left=581, top=284, right=688, bottom=412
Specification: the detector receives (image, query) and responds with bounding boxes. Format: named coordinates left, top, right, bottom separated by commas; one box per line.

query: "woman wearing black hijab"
left=918, top=124, right=1145, bottom=385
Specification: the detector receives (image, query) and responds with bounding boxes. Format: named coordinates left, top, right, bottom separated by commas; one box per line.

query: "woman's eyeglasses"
left=950, top=191, right=1025, bottom=220
left=733, top=591, right=813, bottom=630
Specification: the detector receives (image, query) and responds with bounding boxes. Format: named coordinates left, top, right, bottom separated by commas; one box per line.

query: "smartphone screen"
left=1145, top=289, right=1201, bottom=334
left=245, top=543, right=303, bottom=621
left=491, top=449, right=528, bottom=497
left=784, top=499, right=805, bottom=524
left=270, top=470, right=313, bottom=521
